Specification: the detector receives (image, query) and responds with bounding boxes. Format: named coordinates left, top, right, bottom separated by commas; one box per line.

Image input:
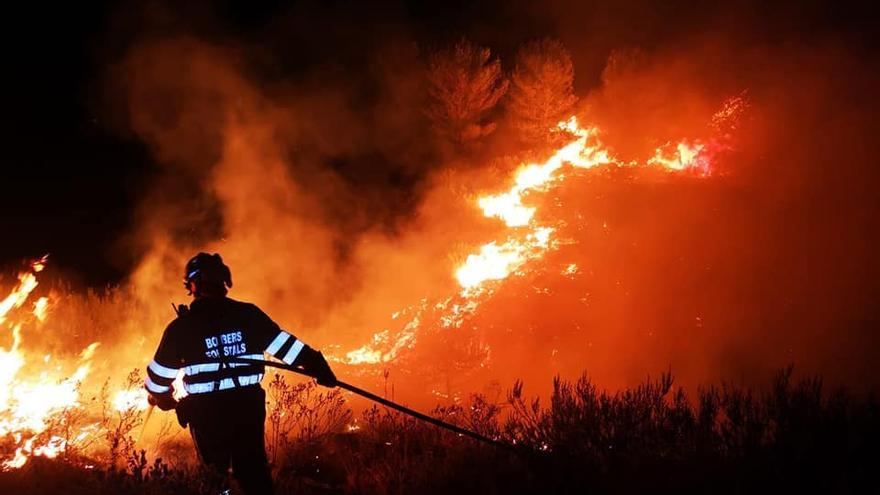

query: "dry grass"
left=1, top=367, right=876, bottom=494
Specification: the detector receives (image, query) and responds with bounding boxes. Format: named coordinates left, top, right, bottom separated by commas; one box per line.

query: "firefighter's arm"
left=254, top=307, right=337, bottom=387
left=145, top=322, right=183, bottom=410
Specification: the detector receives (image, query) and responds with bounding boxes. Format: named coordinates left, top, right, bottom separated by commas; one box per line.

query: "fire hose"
left=142, top=356, right=514, bottom=451
left=225, top=356, right=515, bottom=451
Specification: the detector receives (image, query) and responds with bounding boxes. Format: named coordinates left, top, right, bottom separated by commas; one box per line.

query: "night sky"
left=2, top=3, right=134, bottom=283
left=1, top=0, right=876, bottom=286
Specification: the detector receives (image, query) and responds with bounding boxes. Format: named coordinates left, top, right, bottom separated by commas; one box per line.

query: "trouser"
left=180, top=385, right=274, bottom=495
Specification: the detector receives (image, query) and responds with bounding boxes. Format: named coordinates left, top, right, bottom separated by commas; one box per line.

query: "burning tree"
left=425, top=39, right=508, bottom=146
left=507, top=39, right=578, bottom=145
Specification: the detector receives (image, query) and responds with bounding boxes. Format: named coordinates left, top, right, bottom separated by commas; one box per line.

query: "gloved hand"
left=147, top=391, right=178, bottom=411
left=296, top=346, right=337, bottom=387
left=312, top=350, right=337, bottom=387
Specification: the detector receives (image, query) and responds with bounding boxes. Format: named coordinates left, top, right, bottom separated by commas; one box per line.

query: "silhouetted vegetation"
left=1, top=367, right=876, bottom=494
left=507, top=38, right=578, bottom=145
left=426, top=39, right=508, bottom=147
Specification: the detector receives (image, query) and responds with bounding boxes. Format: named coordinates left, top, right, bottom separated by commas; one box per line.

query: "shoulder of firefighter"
left=145, top=298, right=336, bottom=410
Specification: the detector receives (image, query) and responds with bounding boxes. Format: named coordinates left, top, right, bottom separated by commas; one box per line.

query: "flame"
left=456, top=227, right=553, bottom=289
left=0, top=258, right=108, bottom=470
left=345, top=95, right=746, bottom=365
left=459, top=114, right=720, bottom=294
left=647, top=140, right=709, bottom=173
left=113, top=389, right=150, bottom=412
left=32, top=297, right=49, bottom=322
left=477, top=117, right=611, bottom=228
left=346, top=345, right=384, bottom=366
left=0, top=274, right=39, bottom=325
left=452, top=117, right=611, bottom=302
left=456, top=115, right=705, bottom=295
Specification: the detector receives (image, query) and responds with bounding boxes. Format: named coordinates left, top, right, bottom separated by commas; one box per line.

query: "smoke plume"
left=92, top=0, right=879, bottom=401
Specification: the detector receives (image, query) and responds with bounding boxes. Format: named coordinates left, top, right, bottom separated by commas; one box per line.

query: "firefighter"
left=144, top=252, right=336, bottom=495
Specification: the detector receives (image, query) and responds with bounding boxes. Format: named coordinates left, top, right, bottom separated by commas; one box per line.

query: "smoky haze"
left=88, top=0, right=879, bottom=401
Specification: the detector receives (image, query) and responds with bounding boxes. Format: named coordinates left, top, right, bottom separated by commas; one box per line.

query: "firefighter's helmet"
left=184, top=252, right=232, bottom=293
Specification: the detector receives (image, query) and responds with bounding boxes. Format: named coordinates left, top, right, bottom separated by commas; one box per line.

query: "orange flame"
left=0, top=258, right=126, bottom=469
left=345, top=95, right=746, bottom=365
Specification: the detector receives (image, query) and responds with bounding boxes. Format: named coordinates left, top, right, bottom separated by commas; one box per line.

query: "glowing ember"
left=32, top=255, right=48, bottom=273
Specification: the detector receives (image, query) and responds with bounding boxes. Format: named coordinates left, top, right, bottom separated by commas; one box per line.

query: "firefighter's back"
left=167, top=297, right=271, bottom=398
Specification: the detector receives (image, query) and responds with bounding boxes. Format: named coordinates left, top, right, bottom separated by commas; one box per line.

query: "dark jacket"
left=145, top=296, right=307, bottom=405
